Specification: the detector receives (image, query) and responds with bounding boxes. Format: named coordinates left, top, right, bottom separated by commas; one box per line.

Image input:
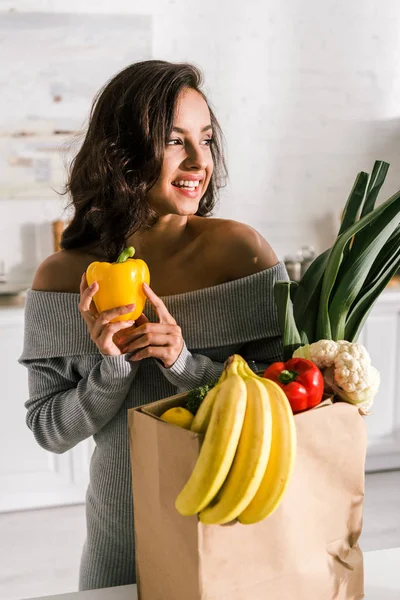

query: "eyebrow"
left=171, top=125, right=213, bottom=133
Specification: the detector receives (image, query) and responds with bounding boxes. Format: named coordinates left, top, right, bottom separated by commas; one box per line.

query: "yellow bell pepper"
left=86, top=246, right=150, bottom=323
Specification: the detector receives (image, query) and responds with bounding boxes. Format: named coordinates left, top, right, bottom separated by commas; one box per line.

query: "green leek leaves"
left=275, top=160, right=400, bottom=356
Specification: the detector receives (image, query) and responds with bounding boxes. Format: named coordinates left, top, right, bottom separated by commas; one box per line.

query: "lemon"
left=160, top=407, right=194, bottom=430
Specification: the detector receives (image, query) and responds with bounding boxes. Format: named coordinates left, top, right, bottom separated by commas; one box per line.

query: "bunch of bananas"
left=175, top=354, right=297, bottom=525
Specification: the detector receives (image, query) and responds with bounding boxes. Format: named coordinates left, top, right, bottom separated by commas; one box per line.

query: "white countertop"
left=0, top=281, right=31, bottom=296
left=26, top=547, right=400, bottom=600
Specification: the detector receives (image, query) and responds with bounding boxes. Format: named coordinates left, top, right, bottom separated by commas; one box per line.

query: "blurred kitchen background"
left=0, top=1, right=399, bottom=599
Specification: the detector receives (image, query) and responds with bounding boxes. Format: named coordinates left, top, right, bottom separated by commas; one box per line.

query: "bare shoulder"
left=32, top=250, right=91, bottom=293
left=199, top=218, right=279, bottom=281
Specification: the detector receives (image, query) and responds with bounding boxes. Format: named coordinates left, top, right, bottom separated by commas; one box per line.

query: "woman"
left=19, top=60, right=288, bottom=590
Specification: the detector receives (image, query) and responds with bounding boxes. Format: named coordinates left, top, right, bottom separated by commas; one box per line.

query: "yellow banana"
left=199, top=364, right=272, bottom=525
left=190, top=369, right=228, bottom=433
left=175, top=359, right=247, bottom=516
left=238, top=362, right=297, bottom=525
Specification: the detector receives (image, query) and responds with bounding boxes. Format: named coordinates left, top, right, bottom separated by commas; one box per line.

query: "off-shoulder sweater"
left=19, top=261, right=288, bottom=590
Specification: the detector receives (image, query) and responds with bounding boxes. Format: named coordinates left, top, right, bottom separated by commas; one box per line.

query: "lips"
left=171, top=181, right=201, bottom=198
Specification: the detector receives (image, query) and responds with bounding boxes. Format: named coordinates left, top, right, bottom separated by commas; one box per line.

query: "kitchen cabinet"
left=358, top=288, right=400, bottom=472
left=0, top=288, right=399, bottom=513
left=0, top=297, right=93, bottom=513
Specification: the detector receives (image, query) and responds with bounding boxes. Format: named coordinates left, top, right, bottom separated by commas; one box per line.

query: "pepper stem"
left=115, top=246, right=135, bottom=264
left=278, top=369, right=298, bottom=384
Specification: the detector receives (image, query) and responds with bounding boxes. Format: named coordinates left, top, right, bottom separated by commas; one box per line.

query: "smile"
left=171, top=180, right=200, bottom=189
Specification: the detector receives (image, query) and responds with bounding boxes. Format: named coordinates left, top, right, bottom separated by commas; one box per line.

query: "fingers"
left=113, top=323, right=136, bottom=346
left=135, top=313, right=149, bottom=327
left=143, top=283, right=176, bottom=325
left=130, top=342, right=183, bottom=368
left=95, top=320, right=136, bottom=351
left=78, top=272, right=141, bottom=356
left=119, top=322, right=181, bottom=347
left=78, top=275, right=99, bottom=324
left=90, top=304, right=136, bottom=339
left=79, top=276, right=96, bottom=308
left=120, top=322, right=184, bottom=368
left=78, top=277, right=183, bottom=364
left=121, top=332, right=170, bottom=354
left=80, top=272, right=88, bottom=294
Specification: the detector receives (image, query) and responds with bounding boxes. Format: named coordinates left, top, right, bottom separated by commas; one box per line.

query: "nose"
left=184, top=143, right=208, bottom=170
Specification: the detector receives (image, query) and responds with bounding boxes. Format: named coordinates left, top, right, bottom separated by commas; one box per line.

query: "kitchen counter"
left=0, top=293, right=26, bottom=308
left=0, top=292, right=26, bottom=325
left=0, top=283, right=27, bottom=313
left=0, top=280, right=32, bottom=297
left=25, top=547, right=400, bottom=600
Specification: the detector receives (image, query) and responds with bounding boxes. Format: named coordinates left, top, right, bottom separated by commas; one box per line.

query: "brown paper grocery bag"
left=128, top=396, right=366, bottom=600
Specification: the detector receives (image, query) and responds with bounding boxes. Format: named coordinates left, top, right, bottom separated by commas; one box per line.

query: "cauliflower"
left=293, top=340, right=379, bottom=410
left=324, top=365, right=380, bottom=413
left=334, top=341, right=371, bottom=393
left=294, top=339, right=339, bottom=369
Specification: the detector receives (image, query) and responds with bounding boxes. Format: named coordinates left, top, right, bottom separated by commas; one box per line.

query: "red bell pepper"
left=263, top=358, right=324, bottom=413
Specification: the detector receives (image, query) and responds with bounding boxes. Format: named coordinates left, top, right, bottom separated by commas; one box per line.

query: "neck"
left=128, top=214, right=191, bottom=261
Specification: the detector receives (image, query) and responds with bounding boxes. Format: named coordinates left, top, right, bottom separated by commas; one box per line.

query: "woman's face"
left=147, top=88, right=214, bottom=216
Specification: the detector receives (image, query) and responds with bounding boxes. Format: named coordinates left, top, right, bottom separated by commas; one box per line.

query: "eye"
left=166, top=138, right=182, bottom=146
left=202, top=137, right=214, bottom=146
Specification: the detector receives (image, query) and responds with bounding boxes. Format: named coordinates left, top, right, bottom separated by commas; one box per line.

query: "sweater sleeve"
left=18, top=289, right=140, bottom=454
left=156, top=343, right=224, bottom=391
left=20, top=354, right=138, bottom=454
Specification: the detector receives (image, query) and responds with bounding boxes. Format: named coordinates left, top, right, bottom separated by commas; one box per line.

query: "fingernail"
left=143, top=283, right=149, bottom=290
left=127, top=303, right=136, bottom=309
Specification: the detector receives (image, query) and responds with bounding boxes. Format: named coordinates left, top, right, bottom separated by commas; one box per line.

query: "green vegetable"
left=275, top=160, right=400, bottom=359
left=186, top=381, right=218, bottom=415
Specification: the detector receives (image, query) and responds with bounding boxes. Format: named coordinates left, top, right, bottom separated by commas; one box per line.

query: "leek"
left=274, top=281, right=302, bottom=361
left=275, top=160, right=400, bottom=356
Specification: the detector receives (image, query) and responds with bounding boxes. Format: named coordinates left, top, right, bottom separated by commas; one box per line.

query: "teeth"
left=172, top=180, right=200, bottom=188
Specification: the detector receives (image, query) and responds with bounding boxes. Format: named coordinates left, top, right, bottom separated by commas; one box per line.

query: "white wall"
left=1, top=0, right=400, bottom=282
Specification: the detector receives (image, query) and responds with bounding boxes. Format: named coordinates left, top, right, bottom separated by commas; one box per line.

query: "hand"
left=78, top=273, right=137, bottom=356
left=118, top=283, right=184, bottom=368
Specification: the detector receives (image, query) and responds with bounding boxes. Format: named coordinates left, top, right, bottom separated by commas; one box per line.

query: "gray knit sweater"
left=19, top=261, right=288, bottom=591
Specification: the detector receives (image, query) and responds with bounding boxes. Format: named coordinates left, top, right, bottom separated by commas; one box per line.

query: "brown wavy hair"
left=60, top=60, right=227, bottom=260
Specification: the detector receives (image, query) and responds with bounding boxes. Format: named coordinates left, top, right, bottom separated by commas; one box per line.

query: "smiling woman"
left=59, top=61, right=226, bottom=261
left=146, top=88, right=214, bottom=218
left=18, top=60, right=289, bottom=592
